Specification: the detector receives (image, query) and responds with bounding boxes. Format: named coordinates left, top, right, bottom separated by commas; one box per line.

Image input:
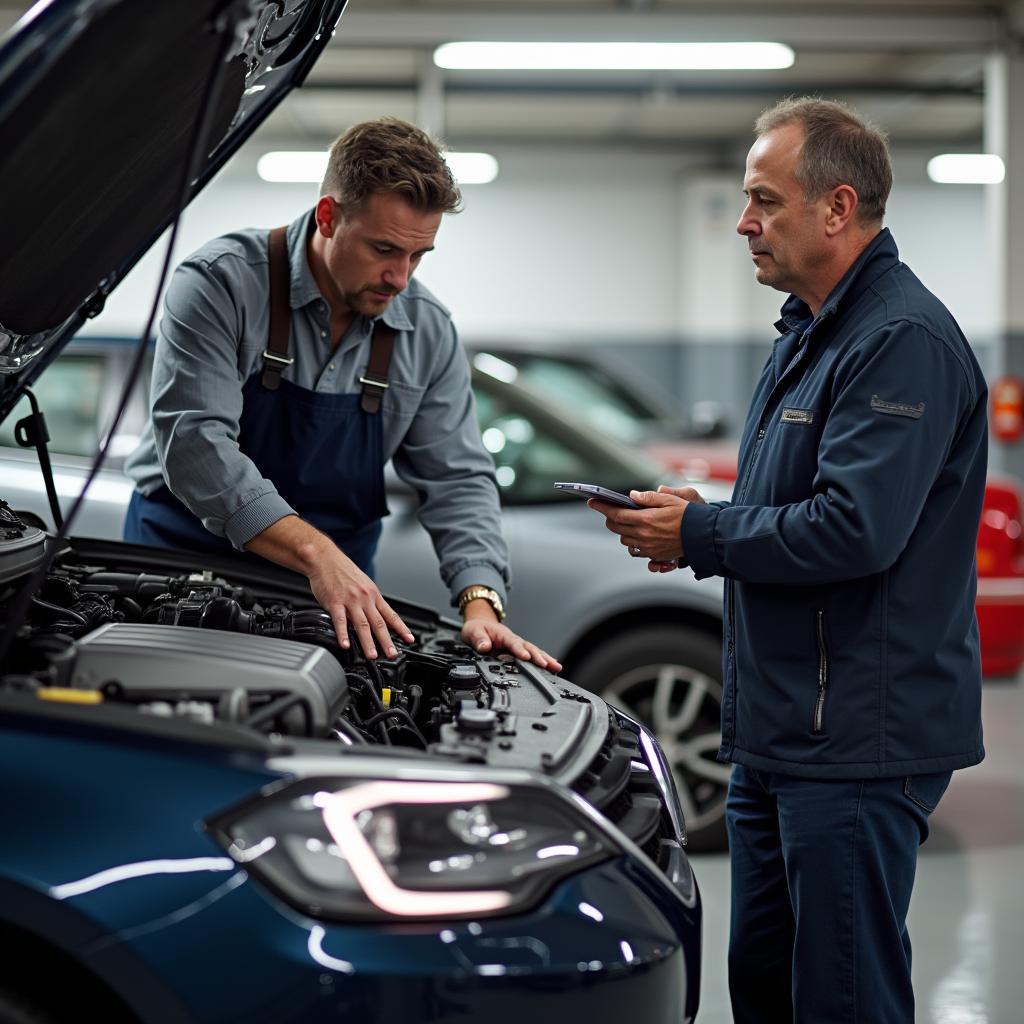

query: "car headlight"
left=209, top=778, right=616, bottom=922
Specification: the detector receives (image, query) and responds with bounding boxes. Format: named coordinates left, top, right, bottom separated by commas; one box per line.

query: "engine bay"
left=0, top=502, right=678, bottom=865
left=0, top=504, right=611, bottom=782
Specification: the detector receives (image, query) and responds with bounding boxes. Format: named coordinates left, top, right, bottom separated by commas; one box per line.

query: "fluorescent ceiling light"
left=258, top=151, right=327, bottom=183
left=445, top=151, right=499, bottom=184
left=257, top=150, right=498, bottom=185
left=927, top=153, right=1005, bottom=185
left=434, top=41, right=794, bottom=71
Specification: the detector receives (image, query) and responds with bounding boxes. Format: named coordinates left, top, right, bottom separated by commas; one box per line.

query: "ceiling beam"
left=333, top=8, right=1003, bottom=52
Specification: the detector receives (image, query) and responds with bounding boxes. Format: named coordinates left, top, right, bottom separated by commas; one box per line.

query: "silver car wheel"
left=603, top=663, right=729, bottom=835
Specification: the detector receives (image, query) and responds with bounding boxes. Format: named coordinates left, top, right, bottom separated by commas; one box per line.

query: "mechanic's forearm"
left=243, top=514, right=337, bottom=575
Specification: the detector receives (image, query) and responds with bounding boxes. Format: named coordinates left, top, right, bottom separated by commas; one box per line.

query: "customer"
left=590, top=97, right=987, bottom=1022
left=125, top=117, right=558, bottom=671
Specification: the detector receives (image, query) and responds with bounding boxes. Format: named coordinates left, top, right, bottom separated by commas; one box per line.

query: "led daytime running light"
left=316, top=781, right=514, bottom=917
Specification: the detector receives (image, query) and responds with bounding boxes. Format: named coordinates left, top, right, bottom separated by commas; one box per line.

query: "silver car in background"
left=1, top=342, right=731, bottom=849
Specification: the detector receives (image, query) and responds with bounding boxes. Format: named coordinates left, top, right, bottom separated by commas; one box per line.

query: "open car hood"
left=0, top=0, right=347, bottom=424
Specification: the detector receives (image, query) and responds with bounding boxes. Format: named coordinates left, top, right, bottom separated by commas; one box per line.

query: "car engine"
left=0, top=503, right=682, bottom=865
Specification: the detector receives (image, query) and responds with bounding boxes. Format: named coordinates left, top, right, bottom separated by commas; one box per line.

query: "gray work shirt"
left=125, top=209, right=510, bottom=607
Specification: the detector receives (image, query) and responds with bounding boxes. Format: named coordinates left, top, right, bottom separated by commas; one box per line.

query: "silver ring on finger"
left=630, top=544, right=642, bottom=556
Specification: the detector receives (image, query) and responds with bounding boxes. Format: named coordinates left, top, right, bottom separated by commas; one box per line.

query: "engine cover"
left=70, top=623, right=348, bottom=732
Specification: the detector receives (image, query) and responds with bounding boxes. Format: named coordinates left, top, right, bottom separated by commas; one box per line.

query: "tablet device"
left=553, top=482, right=641, bottom=509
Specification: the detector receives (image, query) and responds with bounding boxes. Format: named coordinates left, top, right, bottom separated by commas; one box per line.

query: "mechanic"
left=124, top=117, right=559, bottom=671
left=589, top=97, right=986, bottom=1022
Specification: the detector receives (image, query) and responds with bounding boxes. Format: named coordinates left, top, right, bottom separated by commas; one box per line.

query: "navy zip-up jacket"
left=681, top=229, right=987, bottom=778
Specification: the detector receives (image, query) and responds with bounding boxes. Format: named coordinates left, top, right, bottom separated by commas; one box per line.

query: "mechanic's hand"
left=588, top=484, right=705, bottom=566
left=308, top=549, right=414, bottom=660
left=461, top=606, right=563, bottom=672
left=245, top=516, right=413, bottom=660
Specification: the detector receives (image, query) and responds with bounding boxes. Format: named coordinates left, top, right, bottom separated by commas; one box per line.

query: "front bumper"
left=84, top=848, right=701, bottom=1024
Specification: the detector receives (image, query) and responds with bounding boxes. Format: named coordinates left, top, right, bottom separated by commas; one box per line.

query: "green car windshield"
left=472, top=369, right=663, bottom=506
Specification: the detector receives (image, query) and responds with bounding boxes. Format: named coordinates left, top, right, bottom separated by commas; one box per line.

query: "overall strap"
left=261, top=225, right=293, bottom=391
left=359, top=322, right=397, bottom=413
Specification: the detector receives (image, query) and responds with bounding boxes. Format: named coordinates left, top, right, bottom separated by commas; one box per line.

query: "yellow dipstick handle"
left=36, top=687, right=103, bottom=705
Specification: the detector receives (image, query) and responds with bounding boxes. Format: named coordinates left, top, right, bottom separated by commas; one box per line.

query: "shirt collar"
left=773, top=227, right=899, bottom=336
left=376, top=290, right=414, bottom=332
left=285, top=210, right=324, bottom=310
left=286, top=208, right=414, bottom=332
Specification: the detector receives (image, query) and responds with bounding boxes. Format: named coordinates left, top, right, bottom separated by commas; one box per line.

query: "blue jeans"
left=726, top=765, right=952, bottom=1024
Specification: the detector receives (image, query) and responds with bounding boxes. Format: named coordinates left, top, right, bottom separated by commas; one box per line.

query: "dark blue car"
left=0, top=2, right=701, bottom=1021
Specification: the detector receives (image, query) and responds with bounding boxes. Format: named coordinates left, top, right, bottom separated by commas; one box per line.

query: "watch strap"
left=458, top=585, right=505, bottom=622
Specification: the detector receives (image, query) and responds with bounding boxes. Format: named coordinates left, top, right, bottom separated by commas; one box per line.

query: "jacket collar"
left=773, top=227, right=899, bottom=336
left=285, top=209, right=414, bottom=332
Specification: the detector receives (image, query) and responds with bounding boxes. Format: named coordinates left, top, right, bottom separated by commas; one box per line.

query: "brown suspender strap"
left=359, top=322, right=397, bottom=414
left=261, top=225, right=292, bottom=391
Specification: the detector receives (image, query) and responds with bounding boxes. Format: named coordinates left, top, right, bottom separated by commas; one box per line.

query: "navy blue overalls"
left=124, top=226, right=394, bottom=577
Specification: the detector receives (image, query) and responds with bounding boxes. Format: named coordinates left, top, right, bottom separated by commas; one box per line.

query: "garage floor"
left=688, top=675, right=1024, bottom=1023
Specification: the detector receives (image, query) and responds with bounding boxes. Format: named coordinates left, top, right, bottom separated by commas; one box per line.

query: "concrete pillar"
left=416, top=58, right=446, bottom=138
left=984, top=6, right=1024, bottom=478
left=675, top=176, right=794, bottom=428
left=676, top=174, right=778, bottom=425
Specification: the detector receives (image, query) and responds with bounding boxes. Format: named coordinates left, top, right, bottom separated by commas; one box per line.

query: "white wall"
left=83, top=142, right=998, bottom=346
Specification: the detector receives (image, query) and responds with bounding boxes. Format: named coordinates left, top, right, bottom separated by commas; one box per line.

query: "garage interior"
left=1, top=0, right=1022, bottom=1020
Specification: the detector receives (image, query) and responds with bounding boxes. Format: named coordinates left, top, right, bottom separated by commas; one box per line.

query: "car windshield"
left=0, top=354, right=106, bottom=457
left=474, top=352, right=668, bottom=446
left=473, top=370, right=663, bottom=505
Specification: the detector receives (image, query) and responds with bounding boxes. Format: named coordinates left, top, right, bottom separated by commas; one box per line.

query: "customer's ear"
left=824, top=184, right=859, bottom=237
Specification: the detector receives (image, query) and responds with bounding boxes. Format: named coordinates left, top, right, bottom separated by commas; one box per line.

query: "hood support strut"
left=13, top=386, right=64, bottom=531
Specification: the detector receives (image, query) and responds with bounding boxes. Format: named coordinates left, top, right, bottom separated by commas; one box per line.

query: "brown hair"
left=755, top=97, right=892, bottom=225
left=320, top=117, right=462, bottom=214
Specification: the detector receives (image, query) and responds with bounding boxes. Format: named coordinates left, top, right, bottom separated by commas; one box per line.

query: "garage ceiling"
left=0, top=1, right=1015, bottom=152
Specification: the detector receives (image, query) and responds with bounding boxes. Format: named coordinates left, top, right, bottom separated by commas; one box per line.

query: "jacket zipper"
left=732, top=324, right=824, bottom=739
left=725, top=579, right=736, bottom=742
left=735, top=423, right=767, bottom=503
left=730, top=347, right=804, bottom=729
left=813, top=610, right=829, bottom=733
left=735, top=340, right=809, bottom=504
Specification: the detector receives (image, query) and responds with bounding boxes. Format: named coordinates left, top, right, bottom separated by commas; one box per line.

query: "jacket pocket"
left=812, top=610, right=829, bottom=734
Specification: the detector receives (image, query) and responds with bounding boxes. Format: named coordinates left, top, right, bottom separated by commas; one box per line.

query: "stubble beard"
left=338, top=286, right=396, bottom=318
left=753, top=257, right=791, bottom=293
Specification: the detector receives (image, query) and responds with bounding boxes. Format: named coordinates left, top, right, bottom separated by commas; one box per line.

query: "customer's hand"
left=461, top=603, right=562, bottom=672
left=588, top=484, right=705, bottom=566
left=644, top=485, right=706, bottom=572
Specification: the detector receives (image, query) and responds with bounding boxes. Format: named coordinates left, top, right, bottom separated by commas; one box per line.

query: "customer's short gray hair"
left=755, top=97, right=892, bottom=225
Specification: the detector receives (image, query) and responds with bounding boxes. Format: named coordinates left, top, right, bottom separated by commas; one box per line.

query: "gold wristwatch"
left=458, top=585, right=505, bottom=622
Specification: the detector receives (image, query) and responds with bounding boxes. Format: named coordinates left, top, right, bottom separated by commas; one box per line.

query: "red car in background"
left=475, top=346, right=1024, bottom=679
left=655, top=442, right=1024, bottom=677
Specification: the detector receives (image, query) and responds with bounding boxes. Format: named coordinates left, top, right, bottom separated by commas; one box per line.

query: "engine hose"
left=360, top=707, right=428, bottom=748
left=245, top=692, right=313, bottom=735
left=31, top=597, right=88, bottom=628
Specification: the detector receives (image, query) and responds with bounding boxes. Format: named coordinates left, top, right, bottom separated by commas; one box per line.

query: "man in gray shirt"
left=125, top=117, right=558, bottom=670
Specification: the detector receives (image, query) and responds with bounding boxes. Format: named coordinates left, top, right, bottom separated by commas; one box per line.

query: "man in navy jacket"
left=592, top=98, right=987, bottom=1022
